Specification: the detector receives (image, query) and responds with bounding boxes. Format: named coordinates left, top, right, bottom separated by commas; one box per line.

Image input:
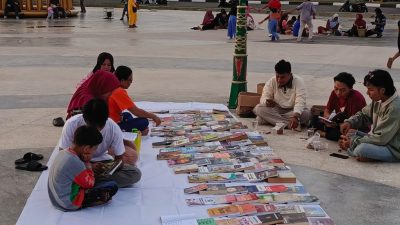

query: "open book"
left=160, top=214, right=197, bottom=225
left=319, top=111, right=348, bottom=125
left=105, top=160, right=123, bottom=176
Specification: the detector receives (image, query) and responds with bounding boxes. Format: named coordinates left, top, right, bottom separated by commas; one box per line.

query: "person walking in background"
left=294, top=0, right=316, bottom=42
left=80, top=0, right=86, bottom=13
left=227, top=1, right=237, bottom=40
left=387, top=20, right=400, bottom=69
left=120, top=0, right=129, bottom=21
left=128, top=0, right=138, bottom=28
left=46, top=4, right=54, bottom=21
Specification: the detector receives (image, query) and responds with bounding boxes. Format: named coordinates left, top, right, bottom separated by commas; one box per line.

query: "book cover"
left=267, top=170, right=296, bottom=183
left=197, top=218, right=217, bottom=225
left=173, top=164, right=198, bottom=174
left=237, top=204, right=257, bottom=215
left=254, top=204, right=277, bottom=213
left=256, top=194, right=274, bottom=204
left=234, top=193, right=258, bottom=204
left=286, top=185, right=307, bottom=194
left=207, top=205, right=240, bottom=217
left=282, top=213, right=309, bottom=224
left=275, top=205, right=304, bottom=214
left=184, top=184, right=209, bottom=194
left=302, top=205, right=327, bottom=217
left=256, top=213, right=284, bottom=225
left=226, top=185, right=248, bottom=194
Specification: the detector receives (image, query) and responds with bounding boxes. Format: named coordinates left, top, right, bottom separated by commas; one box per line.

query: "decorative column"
left=228, top=0, right=247, bottom=109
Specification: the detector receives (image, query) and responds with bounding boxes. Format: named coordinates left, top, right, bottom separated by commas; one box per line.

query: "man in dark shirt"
left=366, top=8, right=386, bottom=38
left=3, top=0, right=20, bottom=19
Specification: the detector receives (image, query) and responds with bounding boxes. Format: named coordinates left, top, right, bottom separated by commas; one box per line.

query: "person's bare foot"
left=317, top=130, right=326, bottom=138
left=387, top=57, right=394, bottom=69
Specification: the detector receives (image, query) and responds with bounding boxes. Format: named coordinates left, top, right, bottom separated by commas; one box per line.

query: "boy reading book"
left=48, top=126, right=118, bottom=211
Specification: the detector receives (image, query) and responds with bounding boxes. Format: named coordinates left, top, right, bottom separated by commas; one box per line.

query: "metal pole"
left=228, top=0, right=247, bottom=109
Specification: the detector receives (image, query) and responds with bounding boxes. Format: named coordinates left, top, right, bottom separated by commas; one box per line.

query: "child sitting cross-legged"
left=48, top=125, right=118, bottom=211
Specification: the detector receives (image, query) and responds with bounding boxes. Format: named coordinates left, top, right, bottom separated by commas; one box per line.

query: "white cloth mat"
left=16, top=102, right=308, bottom=225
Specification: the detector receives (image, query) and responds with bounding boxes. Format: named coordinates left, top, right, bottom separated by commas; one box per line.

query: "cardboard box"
left=237, top=92, right=261, bottom=107
left=257, top=83, right=265, bottom=95
left=236, top=92, right=261, bottom=117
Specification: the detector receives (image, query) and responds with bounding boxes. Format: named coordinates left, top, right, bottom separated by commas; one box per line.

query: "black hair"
left=375, top=8, right=382, bottom=14
left=275, top=59, right=291, bottom=74
left=364, top=69, right=396, bottom=96
left=92, top=52, right=115, bottom=73
left=270, top=8, right=277, bottom=13
left=73, top=125, right=103, bottom=147
left=291, top=16, right=297, bottom=21
left=115, top=65, right=133, bottom=81
left=334, top=72, right=356, bottom=89
left=82, top=99, right=109, bottom=129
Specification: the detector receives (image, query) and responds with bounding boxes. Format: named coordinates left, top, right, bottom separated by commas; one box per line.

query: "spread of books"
left=154, top=110, right=335, bottom=225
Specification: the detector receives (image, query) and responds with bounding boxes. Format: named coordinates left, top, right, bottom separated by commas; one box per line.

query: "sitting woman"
left=344, top=14, right=366, bottom=37
left=314, top=72, right=367, bottom=141
left=340, top=70, right=400, bottom=162
left=108, top=66, right=161, bottom=135
left=215, top=9, right=228, bottom=29
left=76, top=52, right=115, bottom=89
left=192, top=10, right=215, bottom=30
left=67, top=71, right=120, bottom=119
left=283, top=16, right=297, bottom=35
left=318, top=13, right=340, bottom=35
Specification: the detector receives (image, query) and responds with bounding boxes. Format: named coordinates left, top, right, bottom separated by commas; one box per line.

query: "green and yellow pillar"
left=228, top=0, right=248, bottom=109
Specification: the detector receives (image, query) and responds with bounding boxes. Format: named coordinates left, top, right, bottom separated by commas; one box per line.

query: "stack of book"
left=154, top=110, right=335, bottom=225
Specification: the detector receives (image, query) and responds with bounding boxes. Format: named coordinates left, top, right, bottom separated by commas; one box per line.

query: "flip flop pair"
left=15, top=152, right=47, bottom=172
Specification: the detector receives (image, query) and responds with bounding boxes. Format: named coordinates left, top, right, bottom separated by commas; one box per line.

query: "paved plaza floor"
left=0, top=7, right=399, bottom=225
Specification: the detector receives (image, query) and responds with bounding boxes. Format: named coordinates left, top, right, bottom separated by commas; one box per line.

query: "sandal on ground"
left=15, top=152, right=44, bottom=165
left=52, top=117, right=65, bottom=127
left=15, top=161, right=48, bottom=171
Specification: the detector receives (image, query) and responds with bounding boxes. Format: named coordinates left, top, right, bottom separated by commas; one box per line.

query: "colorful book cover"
left=302, top=205, right=327, bottom=217
left=282, top=213, right=309, bottom=224
left=184, top=184, right=209, bottom=194
left=254, top=204, right=277, bottom=213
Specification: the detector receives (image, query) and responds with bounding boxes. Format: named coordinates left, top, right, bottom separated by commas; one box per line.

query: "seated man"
left=366, top=8, right=386, bottom=38
left=109, top=66, right=161, bottom=135
left=60, top=99, right=141, bottom=187
left=3, top=0, right=20, bottom=19
left=253, top=59, right=311, bottom=130
left=339, top=70, right=400, bottom=162
left=49, top=126, right=118, bottom=211
left=313, top=72, right=367, bottom=141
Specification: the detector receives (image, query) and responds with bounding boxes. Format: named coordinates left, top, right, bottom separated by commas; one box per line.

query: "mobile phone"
left=329, top=153, right=349, bottom=159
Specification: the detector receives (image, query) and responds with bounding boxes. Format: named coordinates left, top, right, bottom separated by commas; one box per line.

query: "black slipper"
left=15, top=152, right=44, bottom=165
left=15, top=161, right=48, bottom=172
left=52, top=117, right=65, bottom=127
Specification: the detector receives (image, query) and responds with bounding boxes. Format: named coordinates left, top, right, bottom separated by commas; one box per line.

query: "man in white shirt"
left=253, top=60, right=311, bottom=130
left=60, top=99, right=141, bottom=187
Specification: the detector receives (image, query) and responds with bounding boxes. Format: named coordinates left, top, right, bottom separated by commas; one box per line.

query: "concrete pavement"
left=0, top=7, right=399, bottom=225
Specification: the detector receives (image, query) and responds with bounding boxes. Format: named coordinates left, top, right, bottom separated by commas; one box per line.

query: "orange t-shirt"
left=108, top=87, right=135, bottom=123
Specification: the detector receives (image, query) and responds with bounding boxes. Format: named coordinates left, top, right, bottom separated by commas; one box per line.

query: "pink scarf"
left=67, top=70, right=119, bottom=118
left=202, top=10, right=214, bottom=25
